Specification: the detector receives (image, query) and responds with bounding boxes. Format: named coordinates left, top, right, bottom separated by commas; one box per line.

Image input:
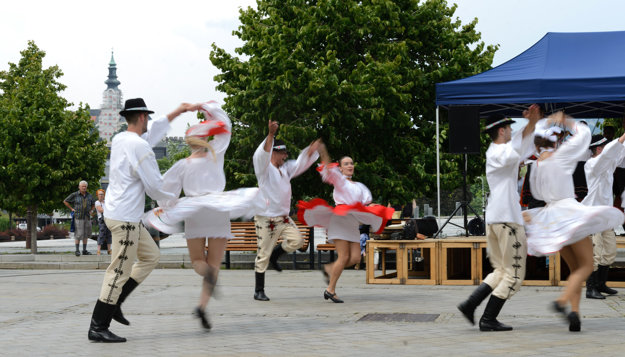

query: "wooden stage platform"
left=366, top=237, right=625, bottom=287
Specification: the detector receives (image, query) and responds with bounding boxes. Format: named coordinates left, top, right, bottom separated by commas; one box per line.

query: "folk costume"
left=297, top=162, right=393, bottom=303
left=581, top=135, right=625, bottom=298
left=142, top=102, right=264, bottom=330
left=458, top=114, right=535, bottom=332
left=252, top=138, right=319, bottom=301
left=142, top=103, right=264, bottom=236
left=524, top=119, right=624, bottom=332
left=88, top=98, right=177, bottom=343
left=525, top=125, right=624, bottom=256
left=297, top=163, right=393, bottom=240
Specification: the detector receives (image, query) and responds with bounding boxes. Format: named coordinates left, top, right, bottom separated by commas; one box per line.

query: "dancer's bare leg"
left=558, top=238, right=593, bottom=313
left=187, top=238, right=227, bottom=310
left=326, top=240, right=348, bottom=295
left=558, top=245, right=578, bottom=308
left=567, top=238, right=594, bottom=313
left=326, top=241, right=361, bottom=296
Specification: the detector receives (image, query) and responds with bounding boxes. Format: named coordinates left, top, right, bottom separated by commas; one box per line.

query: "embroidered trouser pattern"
left=483, top=223, right=527, bottom=300
left=592, top=229, right=616, bottom=268
left=254, top=215, right=303, bottom=273
left=98, top=218, right=160, bottom=304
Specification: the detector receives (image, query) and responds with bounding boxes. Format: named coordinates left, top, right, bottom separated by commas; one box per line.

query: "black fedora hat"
left=483, top=114, right=515, bottom=132
left=589, top=134, right=608, bottom=148
left=272, top=139, right=287, bottom=151
left=119, top=98, right=154, bottom=117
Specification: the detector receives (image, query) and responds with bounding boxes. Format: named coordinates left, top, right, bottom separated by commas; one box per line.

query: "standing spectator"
left=251, top=120, right=320, bottom=301
left=95, top=189, right=112, bottom=255
left=87, top=98, right=201, bottom=343
left=64, top=180, right=95, bottom=256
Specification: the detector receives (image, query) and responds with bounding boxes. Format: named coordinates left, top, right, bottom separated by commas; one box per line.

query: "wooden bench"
left=219, top=220, right=315, bottom=269
left=316, top=242, right=336, bottom=268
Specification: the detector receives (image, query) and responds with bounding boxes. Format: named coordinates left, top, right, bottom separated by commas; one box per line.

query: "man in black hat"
left=581, top=131, right=625, bottom=299
left=251, top=119, right=321, bottom=301
left=88, top=98, right=202, bottom=342
left=458, top=104, right=541, bottom=332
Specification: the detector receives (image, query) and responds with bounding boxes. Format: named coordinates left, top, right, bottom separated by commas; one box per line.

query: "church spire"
left=105, top=50, right=120, bottom=89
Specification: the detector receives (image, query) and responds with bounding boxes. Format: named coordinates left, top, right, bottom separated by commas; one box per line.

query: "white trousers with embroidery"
left=253, top=215, right=303, bottom=273
left=98, top=218, right=160, bottom=304
left=483, top=223, right=527, bottom=300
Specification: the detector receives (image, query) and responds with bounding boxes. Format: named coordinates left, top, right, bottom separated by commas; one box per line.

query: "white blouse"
left=253, top=140, right=319, bottom=217
left=485, top=126, right=534, bottom=225
left=104, top=115, right=176, bottom=222
left=158, top=113, right=232, bottom=207
left=530, top=123, right=591, bottom=203
left=320, top=164, right=372, bottom=205
left=582, top=139, right=625, bottom=206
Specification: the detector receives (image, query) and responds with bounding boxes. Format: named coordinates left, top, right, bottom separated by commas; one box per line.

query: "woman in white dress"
left=143, top=102, right=263, bottom=330
left=298, top=146, right=393, bottom=303
left=523, top=112, right=624, bottom=331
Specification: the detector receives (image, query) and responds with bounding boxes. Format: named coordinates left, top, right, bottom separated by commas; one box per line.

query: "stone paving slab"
left=1, top=269, right=625, bottom=356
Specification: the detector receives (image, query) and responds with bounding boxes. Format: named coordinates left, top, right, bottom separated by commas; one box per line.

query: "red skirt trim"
left=297, top=198, right=394, bottom=234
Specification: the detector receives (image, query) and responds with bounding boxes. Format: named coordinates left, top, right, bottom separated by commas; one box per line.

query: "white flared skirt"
left=297, top=198, right=394, bottom=243
left=142, top=188, right=266, bottom=238
left=524, top=198, right=624, bottom=256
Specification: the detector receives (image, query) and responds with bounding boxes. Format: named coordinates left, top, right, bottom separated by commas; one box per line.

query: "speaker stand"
left=434, top=154, right=483, bottom=238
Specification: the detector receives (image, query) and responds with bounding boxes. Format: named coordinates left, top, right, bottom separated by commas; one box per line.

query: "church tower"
left=95, top=51, right=124, bottom=143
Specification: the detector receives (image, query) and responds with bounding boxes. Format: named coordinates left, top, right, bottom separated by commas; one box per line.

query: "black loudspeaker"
left=448, top=106, right=481, bottom=154
left=467, top=217, right=485, bottom=236
left=416, top=216, right=439, bottom=237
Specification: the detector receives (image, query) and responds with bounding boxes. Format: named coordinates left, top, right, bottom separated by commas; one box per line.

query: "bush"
left=0, top=230, right=10, bottom=242
left=42, top=224, right=68, bottom=239
left=7, top=228, right=26, bottom=241
left=0, top=217, right=10, bottom=232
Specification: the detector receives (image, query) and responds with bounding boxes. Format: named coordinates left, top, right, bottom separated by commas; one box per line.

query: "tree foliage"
left=210, top=0, right=497, bottom=206
left=0, top=41, right=108, bottom=252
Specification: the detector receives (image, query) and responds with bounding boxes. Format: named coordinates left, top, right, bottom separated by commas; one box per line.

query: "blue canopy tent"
left=436, top=31, right=625, bottom=117
left=433, top=31, right=625, bottom=220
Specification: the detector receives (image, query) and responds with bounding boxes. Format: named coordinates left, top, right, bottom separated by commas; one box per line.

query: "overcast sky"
left=1, top=0, right=623, bottom=136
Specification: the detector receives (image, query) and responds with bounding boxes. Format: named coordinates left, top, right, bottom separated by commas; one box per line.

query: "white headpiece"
left=533, top=119, right=563, bottom=142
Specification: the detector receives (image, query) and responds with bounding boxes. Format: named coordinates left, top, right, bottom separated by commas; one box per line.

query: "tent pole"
left=436, top=106, right=441, bottom=224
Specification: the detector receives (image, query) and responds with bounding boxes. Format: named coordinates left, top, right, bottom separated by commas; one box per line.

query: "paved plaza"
left=1, top=267, right=625, bottom=356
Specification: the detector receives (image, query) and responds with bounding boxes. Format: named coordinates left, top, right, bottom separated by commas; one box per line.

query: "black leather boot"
left=253, top=272, right=270, bottom=301
left=597, top=265, right=617, bottom=295
left=113, top=278, right=139, bottom=325
left=269, top=245, right=286, bottom=272
left=479, top=295, right=513, bottom=331
left=585, top=270, right=605, bottom=299
left=458, top=283, right=493, bottom=325
left=88, top=300, right=127, bottom=342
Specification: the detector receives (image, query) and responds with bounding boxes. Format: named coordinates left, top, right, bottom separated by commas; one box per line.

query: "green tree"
left=210, top=0, right=496, bottom=207
left=0, top=41, right=108, bottom=253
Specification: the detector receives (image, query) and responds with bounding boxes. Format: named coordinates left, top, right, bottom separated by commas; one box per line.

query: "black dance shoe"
left=568, top=312, right=581, bottom=332
left=323, top=290, right=343, bottom=303
left=551, top=301, right=568, bottom=319
left=194, top=306, right=211, bottom=330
